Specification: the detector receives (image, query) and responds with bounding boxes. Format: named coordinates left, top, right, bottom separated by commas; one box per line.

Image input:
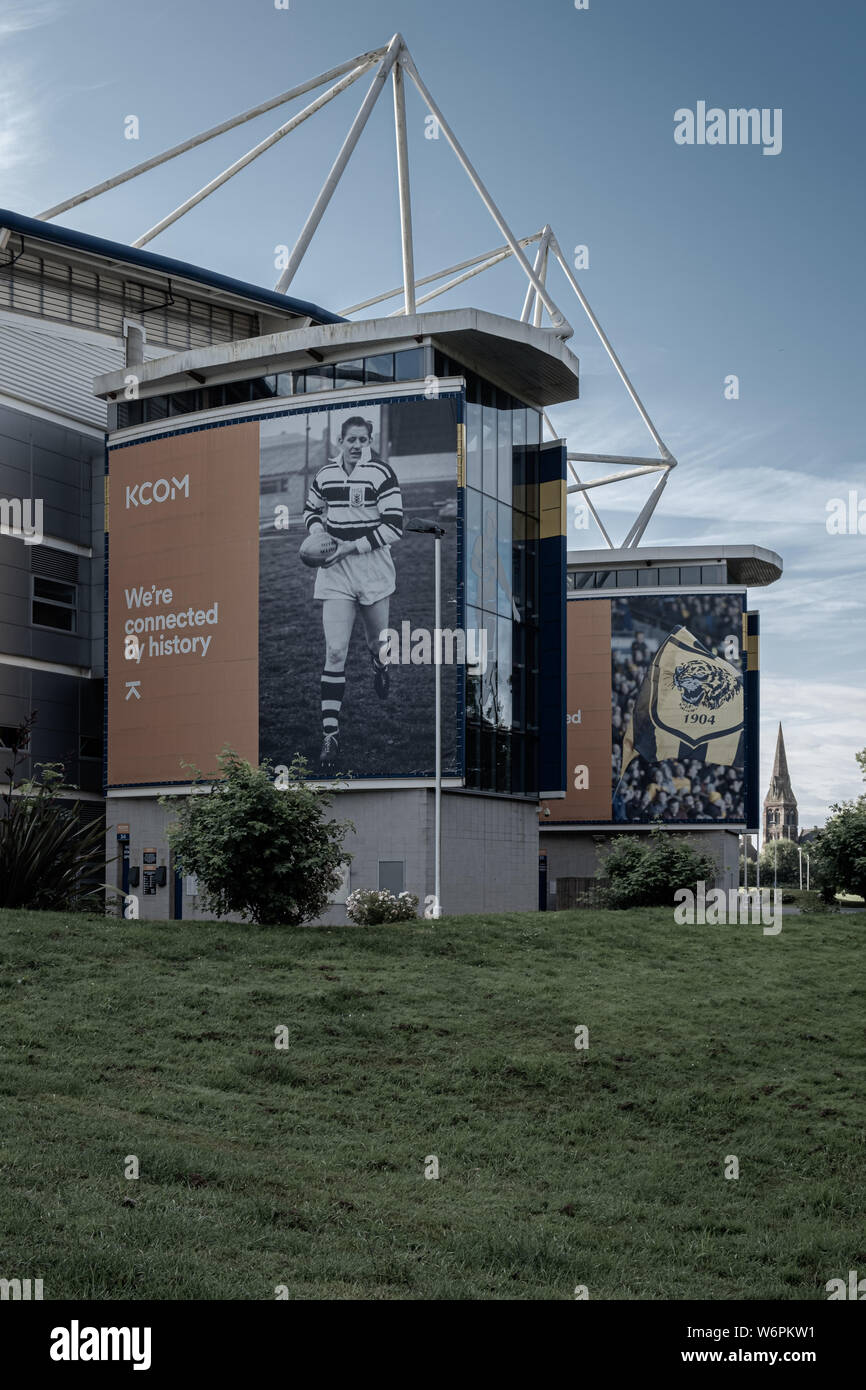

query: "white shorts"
left=314, top=547, right=396, bottom=606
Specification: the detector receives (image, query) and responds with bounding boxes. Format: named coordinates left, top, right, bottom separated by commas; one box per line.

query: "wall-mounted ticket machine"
left=142, top=848, right=158, bottom=896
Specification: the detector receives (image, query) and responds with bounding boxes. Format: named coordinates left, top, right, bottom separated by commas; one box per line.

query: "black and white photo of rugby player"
left=303, top=415, right=403, bottom=767
left=258, top=395, right=460, bottom=781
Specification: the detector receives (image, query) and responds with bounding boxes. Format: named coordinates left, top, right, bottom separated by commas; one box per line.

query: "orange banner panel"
left=544, top=598, right=611, bottom=821
left=107, top=424, right=259, bottom=786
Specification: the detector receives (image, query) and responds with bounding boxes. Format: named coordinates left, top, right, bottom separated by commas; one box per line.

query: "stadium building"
left=1, top=34, right=783, bottom=920
left=0, top=207, right=571, bottom=921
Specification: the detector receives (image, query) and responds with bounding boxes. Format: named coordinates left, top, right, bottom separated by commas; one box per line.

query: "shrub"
left=345, top=889, right=419, bottom=925
left=163, top=750, right=352, bottom=926
left=0, top=715, right=108, bottom=912
left=599, top=828, right=718, bottom=909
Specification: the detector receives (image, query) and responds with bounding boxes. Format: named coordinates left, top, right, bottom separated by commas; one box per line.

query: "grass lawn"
left=0, top=904, right=863, bottom=1301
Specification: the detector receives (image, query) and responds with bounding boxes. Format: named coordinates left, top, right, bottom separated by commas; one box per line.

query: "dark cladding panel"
left=538, top=440, right=567, bottom=798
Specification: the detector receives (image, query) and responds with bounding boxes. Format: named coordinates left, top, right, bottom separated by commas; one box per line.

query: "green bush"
left=163, top=750, right=352, bottom=926
left=599, top=829, right=718, bottom=909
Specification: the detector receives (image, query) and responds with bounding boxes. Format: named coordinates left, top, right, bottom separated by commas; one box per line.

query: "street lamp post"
left=407, top=518, right=446, bottom=918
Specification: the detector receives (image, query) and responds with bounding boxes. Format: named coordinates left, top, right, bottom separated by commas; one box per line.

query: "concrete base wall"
left=106, top=788, right=541, bottom=924
left=540, top=826, right=742, bottom=905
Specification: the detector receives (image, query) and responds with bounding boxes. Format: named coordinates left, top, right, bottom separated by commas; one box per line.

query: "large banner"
left=259, top=395, right=460, bottom=779
left=107, top=425, right=260, bottom=787
left=107, top=394, right=461, bottom=787
left=544, top=592, right=749, bottom=825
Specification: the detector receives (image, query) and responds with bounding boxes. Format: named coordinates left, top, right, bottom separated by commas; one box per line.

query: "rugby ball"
left=299, top=531, right=338, bottom=568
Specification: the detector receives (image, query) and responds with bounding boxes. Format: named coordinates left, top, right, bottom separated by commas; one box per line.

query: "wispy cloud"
left=0, top=1, right=59, bottom=39
left=0, top=2, right=64, bottom=203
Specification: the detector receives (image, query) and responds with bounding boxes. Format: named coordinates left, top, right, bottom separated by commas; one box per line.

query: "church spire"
left=763, top=722, right=798, bottom=841
left=771, top=722, right=790, bottom=791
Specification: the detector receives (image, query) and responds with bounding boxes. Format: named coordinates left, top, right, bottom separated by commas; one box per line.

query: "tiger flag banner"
left=621, top=626, right=744, bottom=774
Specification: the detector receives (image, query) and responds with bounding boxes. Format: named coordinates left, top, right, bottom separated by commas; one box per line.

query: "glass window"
left=511, top=733, right=525, bottom=795
left=573, top=570, right=595, bottom=589
left=511, top=405, right=527, bottom=513
left=206, top=384, right=226, bottom=409
left=659, top=567, right=679, bottom=586
left=497, top=395, right=512, bottom=502
left=497, top=502, right=513, bottom=618
left=511, top=620, right=526, bottom=730
left=482, top=402, right=497, bottom=496
left=144, top=395, right=169, bottom=421
left=524, top=734, right=538, bottom=795
left=33, top=575, right=77, bottom=632
left=395, top=347, right=426, bottom=381
left=464, top=718, right=481, bottom=790
left=335, top=359, right=365, bottom=387
left=497, top=617, right=513, bottom=729
left=702, top=564, right=726, bottom=584
left=496, top=732, right=512, bottom=795
left=465, top=400, right=482, bottom=490
left=524, top=524, right=538, bottom=621
left=512, top=510, right=527, bottom=620
left=465, top=605, right=484, bottom=725
left=465, top=488, right=482, bottom=610
left=365, top=353, right=395, bottom=384
left=596, top=570, right=616, bottom=589
left=616, top=570, right=638, bottom=588
left=479, top=611, right=499, bottom=727
left=481, top=493, right=498, bottom=612
left=33, top=602, right=74, bottom=631
left=480, top=727, right=496, bottom=790
left=225, top=379, right=252, bottom=405
left=638, top=568, right=658, bottom=587
left=303, top=366, right=335, bottom=392
left=168, top=391, right=194, bottom=415
left=34, top=577, right=75, bottom=606
left=680, top=566, right=701, bottom=586
left=292, top=371, right=307, bottom=394
left=275, top=372, right=293, bottom=396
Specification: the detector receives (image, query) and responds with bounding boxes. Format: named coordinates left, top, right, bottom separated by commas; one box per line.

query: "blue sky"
left=2, top=0, right=863, bottom=826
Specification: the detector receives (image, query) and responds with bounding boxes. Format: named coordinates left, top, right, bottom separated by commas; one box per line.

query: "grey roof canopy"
left=0, top=207, right=344, bottom=327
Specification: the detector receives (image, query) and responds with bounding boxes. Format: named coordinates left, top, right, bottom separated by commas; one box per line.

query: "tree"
left=163, top=750, right=353, bottom=925
left=758, top=837, right=802, bottom=887
left=599, top=828, right=718, bottom=909
left=0, top=714, right=108, bottom=911
left=811, top=804, right=866, bottom=903
left=810, top=750, right=866, bottom=903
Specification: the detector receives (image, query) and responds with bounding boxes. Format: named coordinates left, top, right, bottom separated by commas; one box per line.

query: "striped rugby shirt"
left=304, top=453, right=403, bottom=553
